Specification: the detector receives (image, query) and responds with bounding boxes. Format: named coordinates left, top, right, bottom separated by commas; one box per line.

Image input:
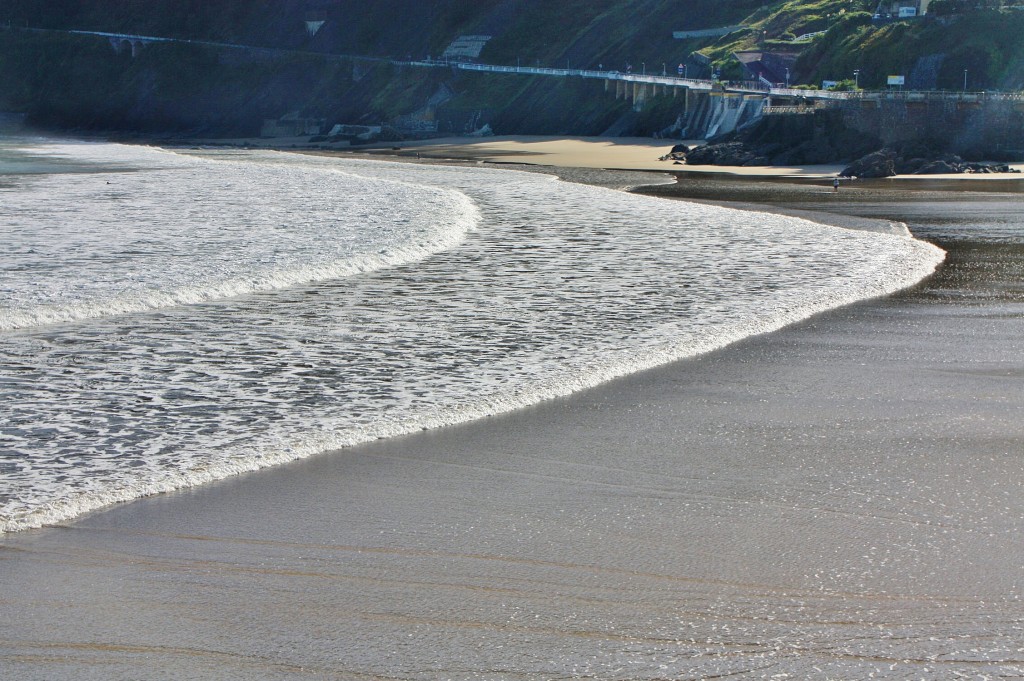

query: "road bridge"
left=48, top=28, right=1024, bottom=105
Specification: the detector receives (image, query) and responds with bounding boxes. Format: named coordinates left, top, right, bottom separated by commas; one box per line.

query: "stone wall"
left=836, top=96, right=1024, bottom=156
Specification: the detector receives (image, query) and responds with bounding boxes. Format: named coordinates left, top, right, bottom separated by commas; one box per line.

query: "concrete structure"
left=673, top=25, right=745, bottom=39
left=734, top=51, right=799, bottom=87
left=876, top=0, right=933, bottom=17
left=441, top=36, right=492, bottom=61
left=261, top=112, right=325, bottom=138
left=835, top=91, right=1024, bottom=154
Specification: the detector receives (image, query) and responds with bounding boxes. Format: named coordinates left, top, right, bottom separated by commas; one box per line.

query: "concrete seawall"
left=837, top=96, right=1024, bottom=155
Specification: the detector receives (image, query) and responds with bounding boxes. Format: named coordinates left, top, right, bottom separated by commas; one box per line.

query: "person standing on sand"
left=833, top=177, right=840, bottom=192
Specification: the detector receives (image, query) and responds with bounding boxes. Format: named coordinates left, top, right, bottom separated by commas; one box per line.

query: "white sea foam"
left=0, top=145, right=944, bottom=532
left=0, top=143, right=479, bottom=330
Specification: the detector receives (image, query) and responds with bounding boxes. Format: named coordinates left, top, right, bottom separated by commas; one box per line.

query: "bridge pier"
left=632, top=83, right=648, bottom=111
left=108, top=36, right=142, bottom=57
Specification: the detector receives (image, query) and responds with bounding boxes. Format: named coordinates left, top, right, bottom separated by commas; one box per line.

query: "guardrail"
left=453, top=62, right=728, bottom=93
left=763, top=105, right=819, bottom=115
left=844, top=89, right=1024, bottom=102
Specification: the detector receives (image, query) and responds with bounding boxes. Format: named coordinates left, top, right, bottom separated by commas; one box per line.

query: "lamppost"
left=854, top=68, right=860, bottom=89
left=642, top=61, right=646, bottom=75
left=785, top=67, right=790, bottom=88
left=662, top=62, right=666, bottom=76
left=963, top=69, right=968, bottom=92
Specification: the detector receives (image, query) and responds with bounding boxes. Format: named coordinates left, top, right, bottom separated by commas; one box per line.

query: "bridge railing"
left=763, top=87, right=1024, bottom=103
left=768, top=86, right=855, bottom=100
left=454, top=62, right=720, bottom=90
left=763, top=105, right=823, bottom=115
left=842, top=89, right=1024, bottom=103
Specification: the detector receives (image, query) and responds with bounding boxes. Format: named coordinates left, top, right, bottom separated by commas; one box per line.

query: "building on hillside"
left=875, top=0, right=933, bottom=17
left=261, top=112, right=325, bottom=138
left=441, top=36, right=492, bottom=62
left=733, top=50, right=800, bottom=87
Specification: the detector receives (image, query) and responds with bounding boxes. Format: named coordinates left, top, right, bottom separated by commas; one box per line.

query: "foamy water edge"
left=2, top=197, right=943, bottom=533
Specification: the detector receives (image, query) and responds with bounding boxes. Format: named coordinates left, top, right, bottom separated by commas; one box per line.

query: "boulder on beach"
left=914, top=160, right=959, bottom=175
left=840, top=149, right=896, bottom=178
left=684, top=142, right=766, bottom=167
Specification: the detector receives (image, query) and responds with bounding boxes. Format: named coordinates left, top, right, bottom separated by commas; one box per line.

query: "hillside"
left=2, top=0, right=1024, bottom=138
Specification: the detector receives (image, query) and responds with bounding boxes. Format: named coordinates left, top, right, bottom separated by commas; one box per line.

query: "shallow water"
left=1, top=141, right=942, bottom=532
left=2, top=149, right=1023, bottom=681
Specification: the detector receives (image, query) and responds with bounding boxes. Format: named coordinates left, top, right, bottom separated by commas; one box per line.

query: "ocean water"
left=0, top=138, right=945, bottom=532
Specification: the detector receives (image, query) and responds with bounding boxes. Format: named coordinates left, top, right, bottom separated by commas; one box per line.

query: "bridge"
left=67, top=30, right=178, bottom=57
left=48, top=28, right=1024, bottom=106
left=34, top=27, right=869, bottom=104
left=446, top=61, right=1024, bottom=104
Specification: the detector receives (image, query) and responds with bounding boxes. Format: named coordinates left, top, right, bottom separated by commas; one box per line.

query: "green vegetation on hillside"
left=800, top=9, right=1024, bottom=89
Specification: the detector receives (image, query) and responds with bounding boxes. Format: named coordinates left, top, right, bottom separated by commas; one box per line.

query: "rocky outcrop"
left=840, top=146, right=1021, bottom=178
left=657, top=143, right=689, bottom=162
left=839, top=149, right=896, bottom=178
left=683, top=142, right=768, bottom=167
left=677, top=110, right=881, bottom=168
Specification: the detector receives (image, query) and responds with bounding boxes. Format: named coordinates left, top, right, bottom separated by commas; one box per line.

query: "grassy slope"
left=800, top=10, right=1024, bottom=90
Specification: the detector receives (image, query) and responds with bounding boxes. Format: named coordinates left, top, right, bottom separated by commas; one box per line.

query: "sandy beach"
left=283, top=133, right=1024, bottom=180
left=2, top=138, right=1023, bottom=679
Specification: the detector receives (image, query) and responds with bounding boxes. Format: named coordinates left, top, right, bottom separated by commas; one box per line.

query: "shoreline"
left=2, top=137, right=1022, bottom=678
left=181, top=132, right=1024, bottom=182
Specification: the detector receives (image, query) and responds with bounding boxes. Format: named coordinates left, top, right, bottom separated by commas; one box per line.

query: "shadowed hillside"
left=2, top=0, right=1023, bottom=137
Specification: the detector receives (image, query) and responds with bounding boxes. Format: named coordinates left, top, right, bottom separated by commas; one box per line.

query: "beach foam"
left=0, top=147, right=944, bottom=531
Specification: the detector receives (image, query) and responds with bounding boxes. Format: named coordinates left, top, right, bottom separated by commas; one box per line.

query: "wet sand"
left=2, top=160, right=1023, bottom=679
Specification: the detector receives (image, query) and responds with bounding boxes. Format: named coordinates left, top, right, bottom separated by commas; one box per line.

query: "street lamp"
left=854, top=69, right=860, bottom=89
left=642, top=61, right=646, bottom=75
left=963, top=69, right=968, bottom=92
left=662, top=62, right=666, bottom=76
left=785, top=67, right=790, bottom=88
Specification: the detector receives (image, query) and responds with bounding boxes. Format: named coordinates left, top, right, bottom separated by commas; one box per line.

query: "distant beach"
left=2, top=137, right=1022, bottom=679
left=194, top=132, right=1024, bottom=179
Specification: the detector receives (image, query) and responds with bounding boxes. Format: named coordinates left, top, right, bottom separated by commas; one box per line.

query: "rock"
left=914, top=160, right=959, bottom=174
left=844, top=148, right=1020, bottom=176
left=961, top=162, right=1019, bottom=174
left=840, top=149, right=897, bottom=178
left=670, top=143, right=689, bottom=155
left=894, top=157, right=928, bottom=174
left=685, top=142, right=759, bottom=167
